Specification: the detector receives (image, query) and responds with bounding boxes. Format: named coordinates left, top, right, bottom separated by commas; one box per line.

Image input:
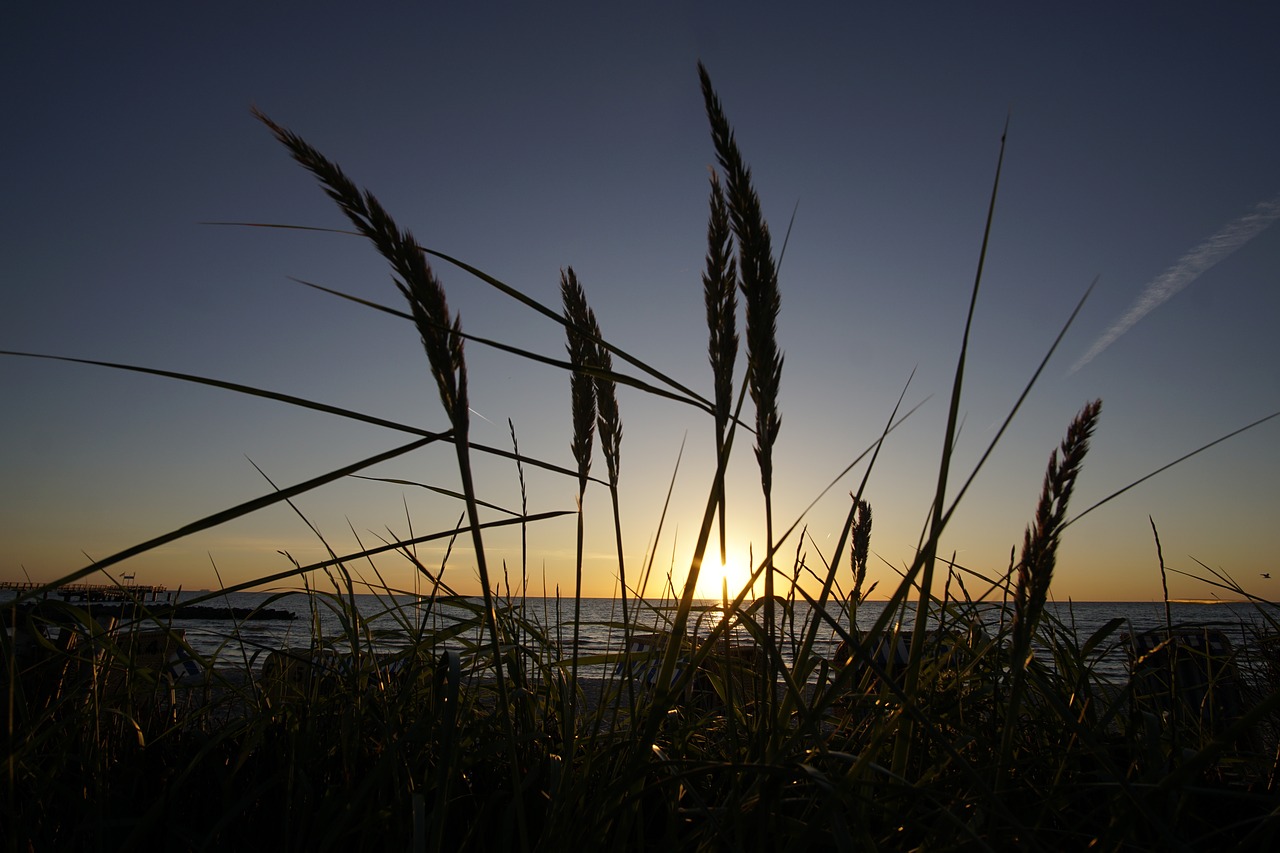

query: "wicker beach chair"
left=117, top=627, right=202, bottom=682
left=613, top=631, right=696, bottom=698
left=829, top=626, right=984, bottom=715
left=1126, top=624, right=1250, bottom=748
left=4, top=604, right=105, bottom=711
left=694, top=630, right=770, bottom=709
left=260, top=647, right=412, bottom=704
left=833, top=628, right=933, bottom=690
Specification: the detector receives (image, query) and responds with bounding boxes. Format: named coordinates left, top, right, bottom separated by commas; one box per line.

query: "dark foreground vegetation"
left=5, top=65, right=1279, bottom=851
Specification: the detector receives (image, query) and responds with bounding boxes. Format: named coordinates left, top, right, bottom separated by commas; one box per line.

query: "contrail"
left=1070, top=193, right=1280, bottom=374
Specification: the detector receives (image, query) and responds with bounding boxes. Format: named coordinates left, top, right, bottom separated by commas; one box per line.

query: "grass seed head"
left=561, top=267, right=597, bottom=490
left=1014, top=399, right=1102, bottom=645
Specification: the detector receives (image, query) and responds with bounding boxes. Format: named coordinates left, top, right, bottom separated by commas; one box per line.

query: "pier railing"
left=0, top=581, right=170, bottom=602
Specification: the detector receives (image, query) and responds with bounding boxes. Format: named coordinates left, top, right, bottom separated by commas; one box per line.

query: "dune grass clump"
left=4, top=65, right=1280, bottom=852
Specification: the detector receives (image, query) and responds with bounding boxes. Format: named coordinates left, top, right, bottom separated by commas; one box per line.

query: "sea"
left=8, top=588, right=1274, bottom=683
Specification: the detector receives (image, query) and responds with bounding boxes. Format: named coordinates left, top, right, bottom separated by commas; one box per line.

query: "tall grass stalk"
left=1151, top=516, right=1174, bottom=636
left=851, top=499, right=872, bottom=614
left=890, top=118, right=1008, bottom=779
left=700, top=62, right=784, bottom=721
left=256, top=108, right=530, bottom=839
left=703, top=169, right=738, bottom=570
left=584, top=301, right=636, bottom=716
left=561, top=267, right=597, bottom=735
left=1000, top=398, right=1102, bottom=776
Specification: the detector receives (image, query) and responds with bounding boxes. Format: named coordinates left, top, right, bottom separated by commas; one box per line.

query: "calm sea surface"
left=7, top=590, right=1269, bottom=683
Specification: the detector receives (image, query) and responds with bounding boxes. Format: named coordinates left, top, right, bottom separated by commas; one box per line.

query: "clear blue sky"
left=3, top=2, right=1278, bottom=602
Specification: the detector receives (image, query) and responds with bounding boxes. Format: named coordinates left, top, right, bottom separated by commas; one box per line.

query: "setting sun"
left=697, top=553, right=757, bottom=601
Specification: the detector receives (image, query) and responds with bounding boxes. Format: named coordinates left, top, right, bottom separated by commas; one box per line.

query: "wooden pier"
left=0, top=581, right=171, bottom=603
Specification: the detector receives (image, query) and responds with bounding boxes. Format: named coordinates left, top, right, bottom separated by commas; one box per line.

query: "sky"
left=3, top=2, right=1278, bottom=603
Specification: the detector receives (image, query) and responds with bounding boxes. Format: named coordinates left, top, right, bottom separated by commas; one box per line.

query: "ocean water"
left=7, top=588, right=1275, bottom=682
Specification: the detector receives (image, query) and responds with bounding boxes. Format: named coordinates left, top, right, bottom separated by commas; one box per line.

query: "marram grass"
left=4, top=66, right=1280, bottom=853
